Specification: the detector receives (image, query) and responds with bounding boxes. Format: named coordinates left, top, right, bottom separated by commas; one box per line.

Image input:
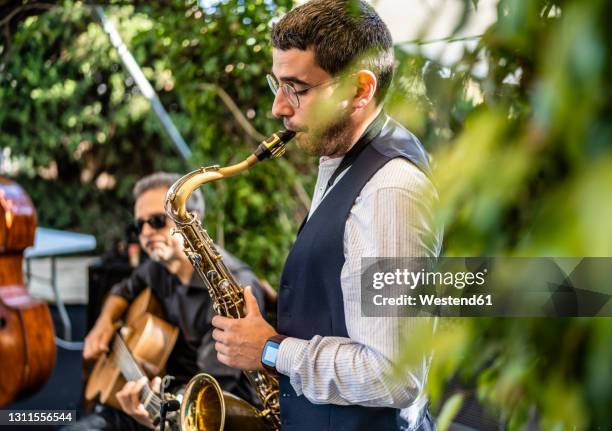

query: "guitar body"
left=85, top=288, right=178, bottom=409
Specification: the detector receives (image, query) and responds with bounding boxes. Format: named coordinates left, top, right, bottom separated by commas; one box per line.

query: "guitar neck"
left=112, top=334, right=163, bottom=418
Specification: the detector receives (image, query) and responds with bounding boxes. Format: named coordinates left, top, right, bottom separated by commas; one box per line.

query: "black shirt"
left=110, top=247, right=265, bottom=405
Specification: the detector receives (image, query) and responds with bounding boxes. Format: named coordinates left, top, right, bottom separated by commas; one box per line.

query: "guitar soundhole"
left=0, top=317, right=6, bottom=329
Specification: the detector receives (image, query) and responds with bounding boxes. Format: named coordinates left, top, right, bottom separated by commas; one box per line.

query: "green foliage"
left=2, top=0, right=611, bottom=429
left=386, top=0, right=612, bottom=429
left=0, top=0, right=308, bottom=286
left=134, top=0, right=311, bottom=284
left=0, top=2, right=186, bottom=247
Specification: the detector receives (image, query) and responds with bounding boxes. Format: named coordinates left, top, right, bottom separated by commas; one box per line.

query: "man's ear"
left=352, top=70, right=377, bottom=110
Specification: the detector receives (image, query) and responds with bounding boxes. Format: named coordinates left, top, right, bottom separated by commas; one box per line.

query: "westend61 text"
left=373, top=294, right=493, bottom=307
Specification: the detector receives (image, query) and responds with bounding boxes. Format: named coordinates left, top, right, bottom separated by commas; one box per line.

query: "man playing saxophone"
left=69, top=172, right=265, bottom=431
left=211, top=1, right=442, bottom=430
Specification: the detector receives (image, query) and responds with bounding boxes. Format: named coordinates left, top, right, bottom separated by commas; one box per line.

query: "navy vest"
left=277, top=118, right=431, bottom=431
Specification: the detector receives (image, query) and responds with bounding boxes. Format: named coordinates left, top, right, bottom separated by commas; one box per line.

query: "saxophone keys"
left=206, top=270, right=218, bottom=281
left=188, top=252, right=202, bottom=265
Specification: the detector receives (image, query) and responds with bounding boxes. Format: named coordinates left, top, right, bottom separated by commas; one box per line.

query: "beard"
left=147, top=243, right=173, bottom=263
left=144, top=233, right=183, bottom=264
left=293, top=109, right=354, bottom=158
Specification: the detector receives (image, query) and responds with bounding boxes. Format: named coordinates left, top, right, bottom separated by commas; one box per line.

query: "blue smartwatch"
left=261, top=335, right=287, bottom=375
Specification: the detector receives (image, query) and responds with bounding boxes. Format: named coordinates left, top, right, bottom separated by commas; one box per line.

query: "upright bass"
left=0, top=177, right=56, bottom=406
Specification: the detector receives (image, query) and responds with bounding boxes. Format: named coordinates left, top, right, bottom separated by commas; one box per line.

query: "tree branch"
left=0, top=2, right=56, bottom=28
left=200, top=83, right=266, bottom=143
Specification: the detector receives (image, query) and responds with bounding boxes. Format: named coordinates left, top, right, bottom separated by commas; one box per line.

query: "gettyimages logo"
left=372, top=268, right=488, bottom=290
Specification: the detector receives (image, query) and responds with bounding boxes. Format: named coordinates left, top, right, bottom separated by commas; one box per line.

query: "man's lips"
left=283, top=120, right=306, bottom=133
left=145, top=239, right=166, bottom=249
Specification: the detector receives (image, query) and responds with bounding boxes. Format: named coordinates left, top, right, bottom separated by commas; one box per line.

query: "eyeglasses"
left=266, top=74, right=341, bottom=108
left=128, top=213, right=167, bottom=235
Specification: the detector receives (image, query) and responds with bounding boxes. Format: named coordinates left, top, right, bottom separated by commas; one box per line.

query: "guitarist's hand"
left=83, top=317, right=115, bottom=360
left=116, top=376, right=162, bottom=429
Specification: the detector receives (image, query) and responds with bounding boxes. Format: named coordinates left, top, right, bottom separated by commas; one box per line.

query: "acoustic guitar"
left=85, top=288, right=179, bottom=420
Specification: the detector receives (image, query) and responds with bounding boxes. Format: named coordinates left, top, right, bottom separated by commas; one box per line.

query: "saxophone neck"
left=165, top=129, right=295, bottom=223
left=165, top=161, right=252, bottom=223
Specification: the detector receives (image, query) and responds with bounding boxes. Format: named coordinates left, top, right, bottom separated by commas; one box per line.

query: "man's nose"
left=140, top=221, right=155, bottom=237
left=271, top=89, right=294, bottom=119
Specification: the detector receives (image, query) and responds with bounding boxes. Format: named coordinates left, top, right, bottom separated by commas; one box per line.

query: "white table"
left=25, top=227, right=96, bottom=344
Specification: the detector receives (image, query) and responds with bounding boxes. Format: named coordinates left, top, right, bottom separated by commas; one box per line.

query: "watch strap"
left=261, top=334, right=287, bottom=375
left=268, top=334, right=288, bottom=345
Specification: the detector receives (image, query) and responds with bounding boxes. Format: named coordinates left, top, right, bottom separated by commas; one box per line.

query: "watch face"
left=262, top=342, right=279, bottom=367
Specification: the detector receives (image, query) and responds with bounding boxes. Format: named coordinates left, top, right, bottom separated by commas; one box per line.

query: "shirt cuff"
left=276, top=337, right=308, bottom=376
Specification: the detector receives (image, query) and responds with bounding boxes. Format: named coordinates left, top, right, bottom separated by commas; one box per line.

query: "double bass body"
left=0, top=177, right=56, bottom=406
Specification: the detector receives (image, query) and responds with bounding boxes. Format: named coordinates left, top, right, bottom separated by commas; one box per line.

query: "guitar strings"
left=114, top=335, right=163, bottom=412
left=116, top=338, right=162, bottom=411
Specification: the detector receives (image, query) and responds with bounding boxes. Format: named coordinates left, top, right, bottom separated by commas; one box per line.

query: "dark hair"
left=270, top=0, right=394, bottom=103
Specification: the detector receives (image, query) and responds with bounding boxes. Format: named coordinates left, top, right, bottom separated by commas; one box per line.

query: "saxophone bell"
left=180, top=373, right=271, bottom=431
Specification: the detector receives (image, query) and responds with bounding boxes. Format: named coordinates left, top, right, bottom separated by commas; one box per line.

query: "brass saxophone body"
left=165, top=130, right=295, bottom=431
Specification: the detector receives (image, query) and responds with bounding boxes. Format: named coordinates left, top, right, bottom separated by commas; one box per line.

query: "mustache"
left=145, top=238, right=167, bottom=248
left=283, top=119, right=307, bottom=133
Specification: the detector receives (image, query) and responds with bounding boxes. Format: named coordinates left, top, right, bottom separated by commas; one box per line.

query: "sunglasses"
left=128, top=213, right=167, bottom=235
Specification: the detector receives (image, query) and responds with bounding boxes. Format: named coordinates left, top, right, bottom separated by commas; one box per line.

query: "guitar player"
left=65, top=172, right=266, bottom=431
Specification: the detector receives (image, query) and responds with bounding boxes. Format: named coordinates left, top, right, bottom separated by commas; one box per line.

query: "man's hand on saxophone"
left=212, top=286, right=278, bottom=371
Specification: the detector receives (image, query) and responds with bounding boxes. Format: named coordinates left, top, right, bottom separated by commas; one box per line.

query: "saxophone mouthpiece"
left=277, top=129, right=296, bottom=143
left=254, top=129, right=296, bottom=161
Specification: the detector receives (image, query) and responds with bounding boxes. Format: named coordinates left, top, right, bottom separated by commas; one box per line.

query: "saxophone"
left=164, top=129, right=295, bottom=431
